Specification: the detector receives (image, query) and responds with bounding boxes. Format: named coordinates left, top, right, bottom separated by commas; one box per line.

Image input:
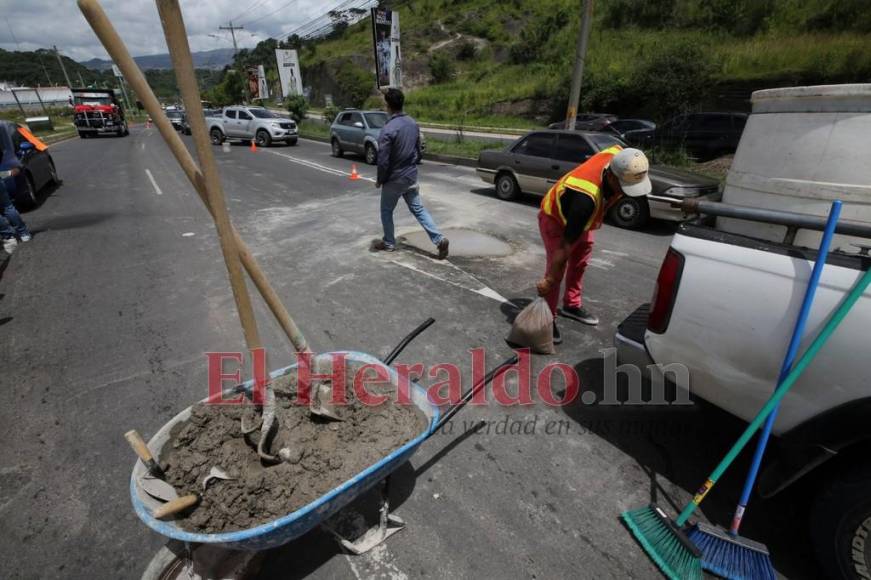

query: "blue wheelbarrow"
left=130, top=319, right=516, bottom=578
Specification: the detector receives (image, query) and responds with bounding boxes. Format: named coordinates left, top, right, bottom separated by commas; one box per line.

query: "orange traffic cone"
left=349, top=164, right=360, bottom=181
left=250, top=140, right=257, bottom=152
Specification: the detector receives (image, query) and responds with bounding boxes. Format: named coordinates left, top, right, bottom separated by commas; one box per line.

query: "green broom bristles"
left=622, top=504, right=703, bottom=580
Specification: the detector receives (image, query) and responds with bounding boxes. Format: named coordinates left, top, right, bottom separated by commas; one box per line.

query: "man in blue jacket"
left=372, top=88, right=449, bottom=260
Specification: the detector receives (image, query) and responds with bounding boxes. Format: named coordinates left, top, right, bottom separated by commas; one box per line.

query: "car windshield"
left=74, top=94, right=113, bottom=106
left=166, top=111, right=183, bottom=118
left=249, top=109, right=279, bottom=119
left=589, top=133, right=626, bottom=150
left=364, top=113, right=388, bottom=128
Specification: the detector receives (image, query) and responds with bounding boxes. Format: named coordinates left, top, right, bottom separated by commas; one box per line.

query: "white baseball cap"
left=610, top=148, right=652, bottom=197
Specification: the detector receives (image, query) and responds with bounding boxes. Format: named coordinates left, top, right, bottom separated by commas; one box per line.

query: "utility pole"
left=218, top=21, right=243, bottom=54
left=53, top=45, right=74, bottom=89
left=77, top=71, right=86, bottom=88
left=565, top=0, right=594, bottom=131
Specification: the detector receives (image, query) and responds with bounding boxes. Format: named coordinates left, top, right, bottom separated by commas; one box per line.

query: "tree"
left=285, top=95, right=308, bottom=122
left=429, top=53, right=456, bottom=84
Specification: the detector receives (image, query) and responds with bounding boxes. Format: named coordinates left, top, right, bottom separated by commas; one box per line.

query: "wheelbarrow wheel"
left=141, top=541, right=187, bottom=580
left=141, top=542, right=261, bottom=580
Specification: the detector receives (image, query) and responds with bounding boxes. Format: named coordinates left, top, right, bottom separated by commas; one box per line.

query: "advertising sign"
left=371, top=8, right=401, bottom=89
left=275, top=49, right=303, bottom=98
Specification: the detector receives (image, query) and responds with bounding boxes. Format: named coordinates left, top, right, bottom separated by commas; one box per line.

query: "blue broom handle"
left=729, top=200, right=842, bottom=535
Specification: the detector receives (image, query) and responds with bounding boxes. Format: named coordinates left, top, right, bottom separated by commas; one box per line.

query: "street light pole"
left=53, top=45, right=74, bottom=89
left=218, top=21, right=243, bottom=54
left=565, top=0, right=594, bottom=131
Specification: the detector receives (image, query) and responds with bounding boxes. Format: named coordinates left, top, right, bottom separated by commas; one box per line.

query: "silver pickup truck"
left=616, top=84, right=871, bottom=580
left=207, top=106, right=298, bottom=147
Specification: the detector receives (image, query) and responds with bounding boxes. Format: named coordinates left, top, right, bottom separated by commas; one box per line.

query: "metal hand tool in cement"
left=153, top=466, right=234, bottom=520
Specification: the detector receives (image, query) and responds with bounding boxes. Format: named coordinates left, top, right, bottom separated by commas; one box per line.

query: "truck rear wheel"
left=811, top=462, right=871, bottom=579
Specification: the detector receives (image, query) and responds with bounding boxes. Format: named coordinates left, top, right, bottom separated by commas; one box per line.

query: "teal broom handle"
left=677, top=266, right=871, bottom=526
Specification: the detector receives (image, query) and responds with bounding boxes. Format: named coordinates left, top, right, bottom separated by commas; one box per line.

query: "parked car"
left=476, top=130, right=719, bottom=229
left=0, top=121, right=59, bottom=208
left=207, top=106, right=298, bottom=147
left=626, top=112, right=748, bottom=160
left=601, top=119, right=656, bottom=142
left=330, top=109, right=426, bottom=165
left=548, top=113, right=618, bottom=131
left=615, top=84, right=871, bottom=580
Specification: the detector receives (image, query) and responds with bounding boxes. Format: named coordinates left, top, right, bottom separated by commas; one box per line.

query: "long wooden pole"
left=77, top=0, right=310, bottom=354
left=153, top=0, right=260, bottom=351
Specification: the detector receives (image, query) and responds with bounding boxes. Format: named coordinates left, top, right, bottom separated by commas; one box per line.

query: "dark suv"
left=627, top=112, right=748, bottom=160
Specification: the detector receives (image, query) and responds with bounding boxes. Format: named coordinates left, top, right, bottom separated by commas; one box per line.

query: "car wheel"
left=288, top=138, right=298, bottom=146
left=210, top=128, right=224, bottom=145
left=811, top=463, right=871, bottom=579
left=608, top=196, right=650, bottom=229
left=365, top=143, right=377, bottom=165
left=331, top=138, right=343, bottom=158
left=19, top=174, right=38, bottom=208
left=255, top=130, right=271, bottom=148
left=48, top=159, right=60, bottom=185
left=78, top=132, right=88, bottom=139
left=494, top=173, right=520, bottom=201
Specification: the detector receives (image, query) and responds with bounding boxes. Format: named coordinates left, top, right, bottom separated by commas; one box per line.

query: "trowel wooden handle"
left=153, top=494, right=200, bottom=519
left=124, top=430, right=165, bottom=479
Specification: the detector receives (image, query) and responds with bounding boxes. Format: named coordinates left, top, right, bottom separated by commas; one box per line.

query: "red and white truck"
left=616, top=84, right=871, bottom=579
left=72, top=88, right=129, bottom=138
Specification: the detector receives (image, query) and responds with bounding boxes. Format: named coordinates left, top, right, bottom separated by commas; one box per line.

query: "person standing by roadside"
left=372, top=88, right=449, bottom=259
left=0, top=178, right=32, bottom=255
left=536, top=146, right=651, bottom=343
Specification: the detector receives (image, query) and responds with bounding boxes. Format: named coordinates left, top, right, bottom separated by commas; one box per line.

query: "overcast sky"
left=0, top=0, right=329, bottom=61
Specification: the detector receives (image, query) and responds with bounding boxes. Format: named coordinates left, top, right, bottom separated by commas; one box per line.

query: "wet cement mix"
left=161, top=361, right=429, bottom=534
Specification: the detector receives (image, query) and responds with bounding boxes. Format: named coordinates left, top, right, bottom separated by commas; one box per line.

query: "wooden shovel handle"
left=124, top=430, right=155, bottom=463
left=153, top=494, right=200, bottom=519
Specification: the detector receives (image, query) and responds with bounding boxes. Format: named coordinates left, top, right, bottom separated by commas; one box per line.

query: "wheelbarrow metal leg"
left=323, top=476, right=405, bottom=555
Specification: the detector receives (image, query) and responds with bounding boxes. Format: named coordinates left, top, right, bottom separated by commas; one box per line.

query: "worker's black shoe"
left=437, top=238, right=450, bottom=260
left=560, top=306, right=599, bottom=326
left=552, top=322, right=563, bottom=345
left=371, top=239, right=395, bottom=253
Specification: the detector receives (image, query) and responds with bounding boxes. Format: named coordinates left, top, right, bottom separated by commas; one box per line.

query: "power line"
left=239, top=0, right=303, bottom=27
left=285, top=0, right=372, bottom=41
left=229, top=0, right=269, bottom=24
left=219, top=21, right=245, bottom=54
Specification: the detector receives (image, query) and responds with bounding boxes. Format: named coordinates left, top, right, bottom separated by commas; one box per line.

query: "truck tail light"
left=648, top=248, right=685, bottom=334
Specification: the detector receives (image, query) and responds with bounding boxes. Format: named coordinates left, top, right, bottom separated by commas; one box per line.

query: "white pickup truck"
left=616, top=84, right=871, bottom=579
left=207, top=105, right=298, bottom=147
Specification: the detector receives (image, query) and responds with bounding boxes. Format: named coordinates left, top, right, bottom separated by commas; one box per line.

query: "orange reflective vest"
left=17, top=127, right=48, bottom=152
left=540, top=145, right=623, bottom=231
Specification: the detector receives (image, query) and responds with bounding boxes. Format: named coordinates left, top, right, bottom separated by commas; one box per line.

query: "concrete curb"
left=43, top=132, right=78, bottom=146
left=299, top=133, right=478, bottom=168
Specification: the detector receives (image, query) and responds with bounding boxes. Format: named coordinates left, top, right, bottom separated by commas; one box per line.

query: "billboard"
left=275, top=49, right=303, bottom=98
left=247, top=65, right=269, bottom=100
left=371, top=8, right=401, bottom=89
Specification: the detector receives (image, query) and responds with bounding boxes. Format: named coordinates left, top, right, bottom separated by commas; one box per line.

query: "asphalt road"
left=0, top=128, right=819, bottom=579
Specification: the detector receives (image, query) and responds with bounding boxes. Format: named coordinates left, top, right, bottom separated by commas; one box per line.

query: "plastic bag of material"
left=506, top=298, right=555, bottom=354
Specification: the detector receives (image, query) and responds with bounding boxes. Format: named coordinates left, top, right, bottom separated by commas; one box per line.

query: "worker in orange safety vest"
left=535, top=146, right=651, bottom=344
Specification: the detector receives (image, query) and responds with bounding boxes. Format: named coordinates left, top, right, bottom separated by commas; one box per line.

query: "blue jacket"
left=376, top=112, right=420, bottom=186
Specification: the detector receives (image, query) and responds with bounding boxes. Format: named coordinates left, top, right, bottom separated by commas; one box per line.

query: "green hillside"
left=293, top=0, right=871, bottom=126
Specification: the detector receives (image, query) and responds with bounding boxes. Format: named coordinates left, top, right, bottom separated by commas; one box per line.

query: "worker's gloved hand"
left=536, top=277, right=553, bottom=297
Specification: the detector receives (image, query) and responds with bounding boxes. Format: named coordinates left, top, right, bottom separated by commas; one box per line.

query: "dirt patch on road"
left=161, top=362, right=428, bottom=534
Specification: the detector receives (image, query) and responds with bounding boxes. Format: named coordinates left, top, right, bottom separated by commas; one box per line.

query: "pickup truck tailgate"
left=644, top=228, right=871, bottom=434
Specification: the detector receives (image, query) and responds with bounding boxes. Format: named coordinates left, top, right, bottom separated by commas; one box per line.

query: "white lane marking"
left=389, top=258, right=511, bottom=305
left=145, top=169, right=163, bottom=195
left=265, top=149, right=377, bottom=182
left=140, top=142, right=145, bottom=151
left=182, top=232, right=196, bottom=237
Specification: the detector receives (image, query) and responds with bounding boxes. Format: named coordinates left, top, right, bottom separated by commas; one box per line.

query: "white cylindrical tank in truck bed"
left=720, top=84, right=871, bottom=250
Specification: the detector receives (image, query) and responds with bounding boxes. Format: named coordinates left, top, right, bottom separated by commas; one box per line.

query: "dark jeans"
left=0, top=180, right=29, bottom=240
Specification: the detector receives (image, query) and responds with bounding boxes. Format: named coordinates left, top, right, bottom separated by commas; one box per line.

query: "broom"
left=623, top=257, right=870, bottom=580
left=687, top=200, right=842, bottom=580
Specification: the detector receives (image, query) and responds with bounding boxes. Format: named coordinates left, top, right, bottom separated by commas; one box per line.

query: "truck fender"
left=759, top=397, right=871, bottom=497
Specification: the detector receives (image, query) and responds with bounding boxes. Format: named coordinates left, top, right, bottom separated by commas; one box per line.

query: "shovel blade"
left=141, top=475, right=179, bottom=502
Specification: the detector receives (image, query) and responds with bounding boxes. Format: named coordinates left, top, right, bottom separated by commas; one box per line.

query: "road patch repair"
left=400, top=228, right=513, bottom=258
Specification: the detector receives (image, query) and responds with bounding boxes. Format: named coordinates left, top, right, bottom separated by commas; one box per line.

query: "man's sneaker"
left=437, top=238, right=449, bottom=260
left=19, top=233, right=32, bottom=242
left=2, top=237, right=18, bottom=255
left=552, top=322, right=563, bottom=345
left=560, top=305, right=599, bottom=326
left=371, top=239, right=395, bottom=253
